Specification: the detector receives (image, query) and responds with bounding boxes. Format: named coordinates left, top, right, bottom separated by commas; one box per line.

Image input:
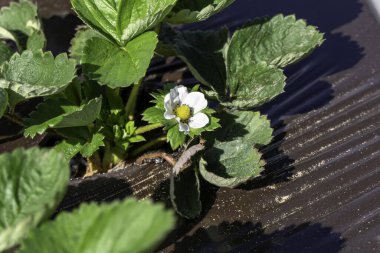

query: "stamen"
left=175, top=105, right=192, bottom=121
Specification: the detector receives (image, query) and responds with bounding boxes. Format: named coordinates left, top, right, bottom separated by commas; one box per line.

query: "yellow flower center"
left=175, top=105, right=191, bottom=121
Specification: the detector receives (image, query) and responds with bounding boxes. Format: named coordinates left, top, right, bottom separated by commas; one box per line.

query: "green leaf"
left=26, top=30, right=46, bottom=51
left=18, top=199, right=175, bottom=253
left=0, top=41, right=13, bottom=65
left=227, top=15, right=324, bottom=70
left=0, top=148, right=69, bottom=252
left=211, top=110, right=273, bottom=146
left=199, top=140, right=265, bottom=188
left=142, top=106, right=166, bottom=124
left=69, top=27, right=100, bottom=63
left=71, top=0, right=177, bottom=45
left=199, top=110, right=272, bottom=187
left=167, top=124, right=186, bottom=150
left=0, top=50, right=76, bottom=99
left=0, top=0, right=40, bottom=36
left=0, top=26, right=18, bottom=45
left=24, top=97, right=102, bottom=138
left=0, top=88, right=8, bottom=117
left=142, top=90, right=167, bottom=125
left=189, top=113, right=221, bottom=138
left=55, top=132, right=105, bottom=159
left=81, top=133, right=105, bottom=157
left=166, top=0, right=235, bottom=24
left=174, top=29, right=229, bottom=95
left=55, top=126, right=91, bottom=140
left=62, top=78, right=83, bottom=105
left=82, top=33, right=158, bottom=88
left=223, top=62, right=286, bottom=109
left=155, top=23, right=178, bottom=57
left=170, top=167, right=201, bottom=219
left=5, top=89, right=23, bottom=110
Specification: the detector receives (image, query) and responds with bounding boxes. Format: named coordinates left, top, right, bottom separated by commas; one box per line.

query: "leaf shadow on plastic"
left=173, top=221, right=345, bottom=253
left=56, top=176, right=133, bottom=212
left=241, top=31, right=364, bottom=190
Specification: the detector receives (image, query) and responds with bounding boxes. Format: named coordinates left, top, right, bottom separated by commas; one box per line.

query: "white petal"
left=164, top=111, right=175, bottom=120
left=183, top=92, right=208, bottom=113
left=169, top=89, right=180, bottom=105
left=178, top=122, right=190, bottom=134
left=164, top=93, right=174, bottom=112
left=176, top=85, right=188, bottom=104
left=188, top=113, right=209, bottom=129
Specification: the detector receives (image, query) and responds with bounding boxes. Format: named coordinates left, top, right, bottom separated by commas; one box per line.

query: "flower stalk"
left=125, top=79, right=143, bottom=121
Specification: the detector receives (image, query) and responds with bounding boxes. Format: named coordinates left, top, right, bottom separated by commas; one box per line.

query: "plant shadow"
left=244, top=31, right=365, bottom=189
left=170, top=221, right=345, bottom=253
left=157, top=0, right=365, bottom=246
left=56, top=176, right=133, bottom=214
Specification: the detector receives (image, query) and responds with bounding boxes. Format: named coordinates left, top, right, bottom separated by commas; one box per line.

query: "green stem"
left=131, top=136, right=167, bottom=157
left=4, top=113, right=25, bottom=127
left=125, top=79, right=143, bottom=121
left=135, top=123, right=163, bottom=135
left=102, top=143, right=113, bottom=172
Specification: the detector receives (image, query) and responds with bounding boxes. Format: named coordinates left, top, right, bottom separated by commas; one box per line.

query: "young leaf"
left=0, top=148, right=69, bottom=252
left=227, top=14, right=324, bottom=70
left=142, top=90, right=172, bottom=127
left=71, top=0, right=176, bottom=45
left=0, top=88, right=8, bottom=117
left=174, top=29, right=229, bottom=95
left=0, top=0, right=40, bottom=36
left=223, top=63, right=286, bottom=109
left=55, top=132, right=105, bottom=159
left=170, top=167, right=201, bottom=219
left=199, top=140, right=265, bottom=188
left=0, top=50, right=76, bottom=99
left=82, top=32, right=158, bottom=88
left=24, top=97, right=102, bottom=138
left=18, top=199, right=175, bottom=253
left=26, top=30, right=46, bottom=51
left=166, top=0, right=235, bottom=24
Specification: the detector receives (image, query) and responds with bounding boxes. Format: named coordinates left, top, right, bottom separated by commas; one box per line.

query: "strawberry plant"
left=0, top=0, right=324, bottom=218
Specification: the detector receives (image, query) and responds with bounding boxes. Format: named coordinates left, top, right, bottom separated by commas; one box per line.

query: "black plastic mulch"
left=1, top=0, right=379, bottom=252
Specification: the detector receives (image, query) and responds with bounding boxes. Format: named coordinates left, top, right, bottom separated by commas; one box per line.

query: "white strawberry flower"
left=164, top=85, right=209, bottom=134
